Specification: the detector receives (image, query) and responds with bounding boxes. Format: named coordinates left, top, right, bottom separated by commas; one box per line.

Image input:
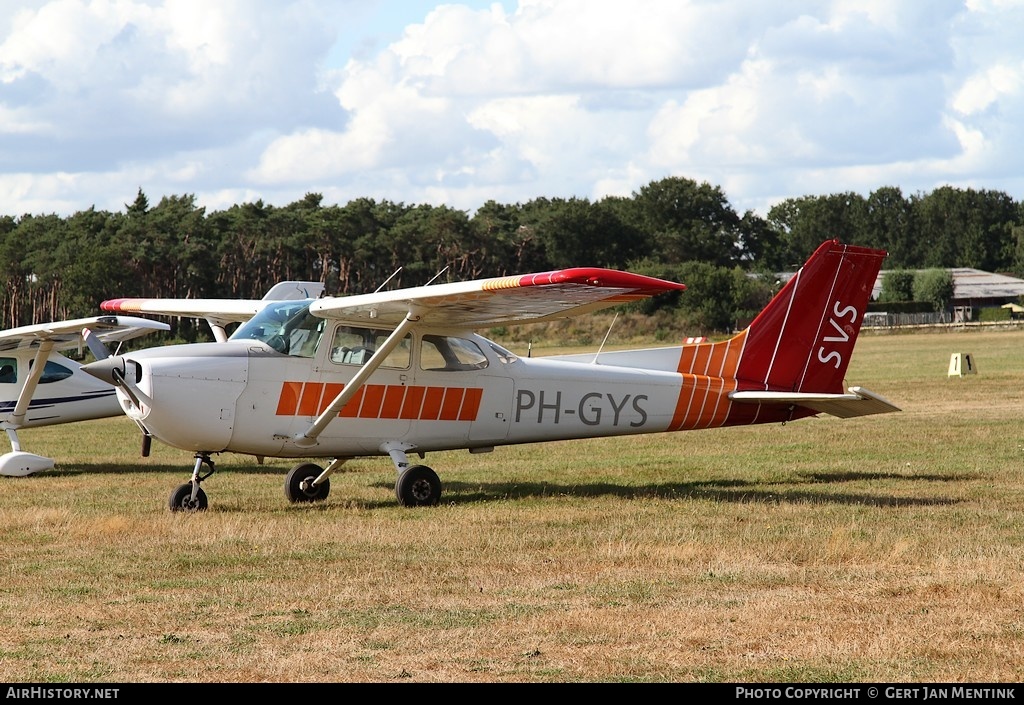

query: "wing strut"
left=1, top=341, right=58, bottom=475
left=206, top=320, right=229, bottom=343
left=292, top=311, right=421, bottom=448
left=8, top=340, right=55, bottom=429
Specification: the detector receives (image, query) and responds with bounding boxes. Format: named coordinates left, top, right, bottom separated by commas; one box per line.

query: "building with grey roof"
left=872, top=268, right=1024, bottom=306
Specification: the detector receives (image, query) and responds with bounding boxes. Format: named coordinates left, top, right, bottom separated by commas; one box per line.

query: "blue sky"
left=324, top=1, right=510, bottom=65
left=2, top=0, right=1023, bottom=219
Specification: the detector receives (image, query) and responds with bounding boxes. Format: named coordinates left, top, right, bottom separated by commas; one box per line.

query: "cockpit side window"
left=419, top=335, right=488, bottom=371
left=281, top=310, right=326, bottom=358
left=488, top=342, right=518, bottom=364
left=230, top=300, right=324, bottom=358
left=0, top=358, right=16, bottom=383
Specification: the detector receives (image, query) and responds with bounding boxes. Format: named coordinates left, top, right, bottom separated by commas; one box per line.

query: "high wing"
left=308, top=268, right=686, bottom=327
left=0, top=315, right=170, bottom=477
left=101, top=280, right=325, bottom=342
left=0, top=315, right=170, bottom=353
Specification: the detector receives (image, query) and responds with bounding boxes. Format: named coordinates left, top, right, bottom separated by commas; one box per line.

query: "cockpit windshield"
left=230, top=299, right=325, bottom=357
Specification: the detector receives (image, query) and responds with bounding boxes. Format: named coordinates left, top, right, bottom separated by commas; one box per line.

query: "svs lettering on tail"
left=817, top=301, right=858, bottom=369
left=515, top=390, right=648, bottom=427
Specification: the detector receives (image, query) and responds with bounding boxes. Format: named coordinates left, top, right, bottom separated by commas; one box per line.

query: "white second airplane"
left=0, top=315, right=170, bottom=476
left=85, top=239, right=900, bottom=512
left=0, top=280, right=324, bottom=478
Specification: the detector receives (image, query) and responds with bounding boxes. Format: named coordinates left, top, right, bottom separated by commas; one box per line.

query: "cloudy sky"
left=1, top=0, right=1022, bottom=220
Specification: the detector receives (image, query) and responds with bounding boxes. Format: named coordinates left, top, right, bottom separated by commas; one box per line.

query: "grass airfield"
left=2, top=327, right=1023, bottom=682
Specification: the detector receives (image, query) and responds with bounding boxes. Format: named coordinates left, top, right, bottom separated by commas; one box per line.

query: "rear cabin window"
left=0, top=358, right=75, bottom=384
left=419, top=335, right=488, bottom=371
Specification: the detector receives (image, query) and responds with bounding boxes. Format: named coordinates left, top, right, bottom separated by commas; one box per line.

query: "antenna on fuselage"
left=591, top=313, right=619, bottom=364
left=374, top=267, right=403, bottom=293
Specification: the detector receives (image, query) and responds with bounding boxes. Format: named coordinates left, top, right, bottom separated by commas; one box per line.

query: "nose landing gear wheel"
left=169, top=483, right=208, bottom=512
left=285, top=462, right=331, bottom=503
left=395, top=464, right=441, bottom=506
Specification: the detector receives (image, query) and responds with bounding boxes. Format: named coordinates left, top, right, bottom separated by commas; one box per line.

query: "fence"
left=863, top=311, right=953, bottom=327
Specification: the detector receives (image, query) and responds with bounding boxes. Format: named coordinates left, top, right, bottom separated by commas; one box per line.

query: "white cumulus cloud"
left=1, top=0, right=1023, bottom=217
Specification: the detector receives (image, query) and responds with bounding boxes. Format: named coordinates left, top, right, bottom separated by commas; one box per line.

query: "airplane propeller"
left=82, top=326, right=112, bottom=362
left=82, top=327, right=154, bottom=457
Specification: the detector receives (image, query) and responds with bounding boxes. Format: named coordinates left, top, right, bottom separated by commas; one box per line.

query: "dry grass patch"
left=2, top=327, right=1024, bottom=682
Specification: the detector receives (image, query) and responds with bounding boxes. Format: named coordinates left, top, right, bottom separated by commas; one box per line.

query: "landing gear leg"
left=168, top=453, right=214, bottom=512
left=381, top=441, right=441, bottom=507
left=284, top=458, right=347, bottom=504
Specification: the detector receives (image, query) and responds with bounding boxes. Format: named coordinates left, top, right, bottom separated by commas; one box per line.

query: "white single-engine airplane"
left=85, top=239, right=900, bottom=512
left=0, top=315, right=171, bottom=476
left=0, top=280, right=324, bottom=478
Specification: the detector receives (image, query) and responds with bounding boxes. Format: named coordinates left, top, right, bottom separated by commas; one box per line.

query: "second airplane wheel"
left=285, top=462, right=331, bottom=503
left=395, top=465, right=442, bottom=507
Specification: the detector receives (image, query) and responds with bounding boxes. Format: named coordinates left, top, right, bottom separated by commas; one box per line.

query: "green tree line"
left=3, top=177, right=1023, bottom=338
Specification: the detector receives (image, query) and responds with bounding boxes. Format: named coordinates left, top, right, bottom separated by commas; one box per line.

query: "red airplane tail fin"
left=734, top=239, right=886, bottom=394
left=668, top=239, right=890, bottom=432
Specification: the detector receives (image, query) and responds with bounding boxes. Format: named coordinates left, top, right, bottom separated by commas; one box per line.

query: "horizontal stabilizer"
left=729, top=386, right=901, bottom=418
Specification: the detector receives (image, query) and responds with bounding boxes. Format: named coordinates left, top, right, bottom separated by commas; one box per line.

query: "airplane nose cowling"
left=85, top=342, right=250, bottom=453
left=81, top=355, right=129, bottom=386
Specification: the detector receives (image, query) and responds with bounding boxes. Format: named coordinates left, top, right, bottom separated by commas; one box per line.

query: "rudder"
left=734, top=239, right=886, bottom=394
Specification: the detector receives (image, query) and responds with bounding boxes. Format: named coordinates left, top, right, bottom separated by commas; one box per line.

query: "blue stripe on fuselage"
left=0, top=389, right=116, bottom=414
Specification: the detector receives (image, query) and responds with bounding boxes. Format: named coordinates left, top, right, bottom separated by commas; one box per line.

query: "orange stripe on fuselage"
left=319, top=383, right=344, bottom=414
left=297, top=382, right=325, bottom=416
left=276, top=381, right=303, bottom=416
left=440, top=388, right=465, bottom=420
left=380, top=385, right=407, bottom=419
left=460, top=387, right=483, bottom=421
left=276, top=382, right=483, bottom=422
left=683, top=375, right=715, bottom=429
left=360, top=385, right=386, bottom=417
left=421, top=387, right=445, bottom=420
left=670, top=330, right=747, bottom=431
left=400, top=386, right=426, bottom=420
left=706, top=376, right=738, bottom=427
left=339, top=386, right=365, bottom=417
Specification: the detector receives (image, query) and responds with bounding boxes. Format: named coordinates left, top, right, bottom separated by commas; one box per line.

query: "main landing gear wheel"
left=285, top=462, right=331, bottom=503
left=169, top=483, right=208, bottom=512
left=395, top=464, right=441, bottom=507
